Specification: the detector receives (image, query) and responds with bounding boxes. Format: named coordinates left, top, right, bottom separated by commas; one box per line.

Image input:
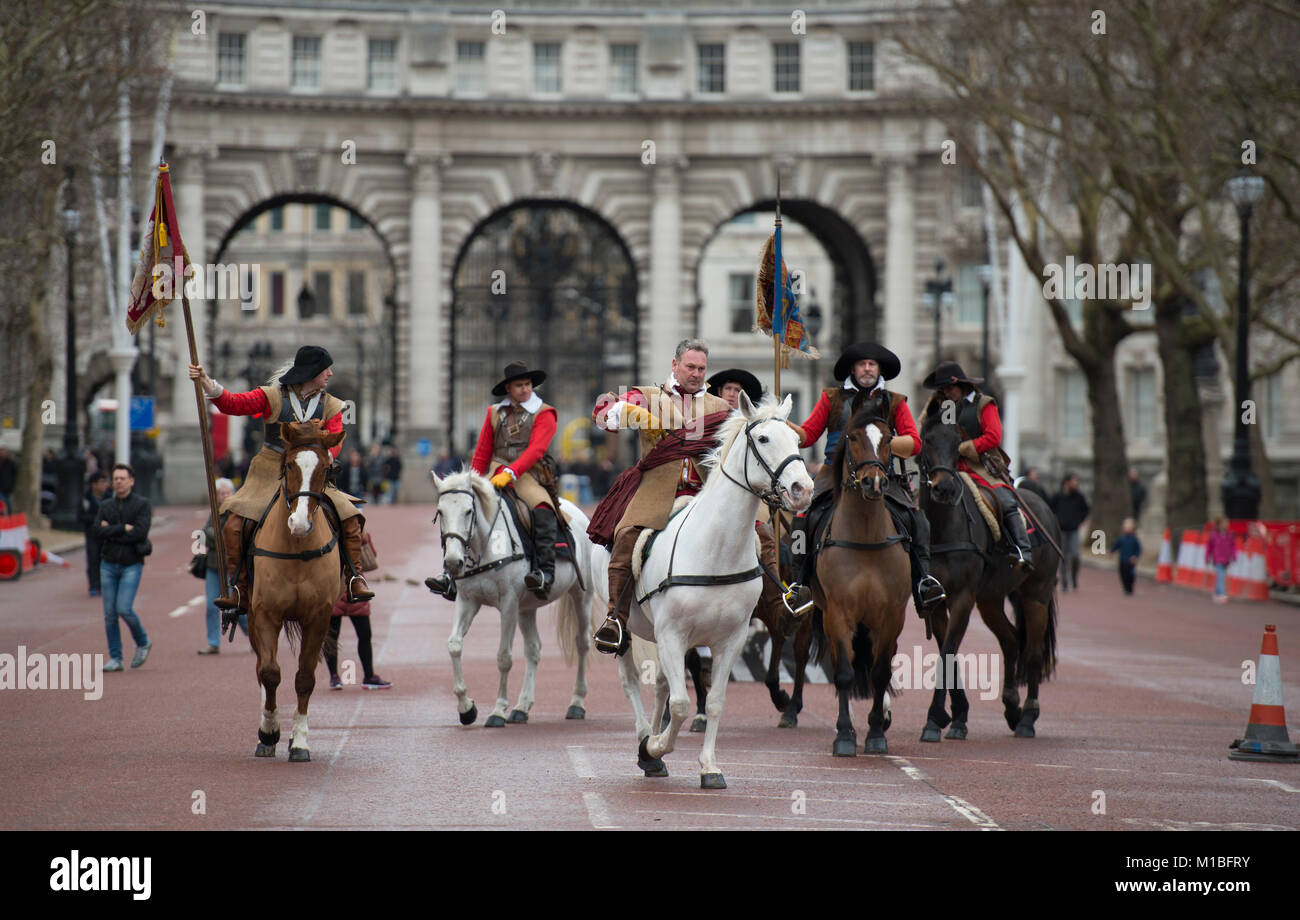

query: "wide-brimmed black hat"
left=833, top=342, right=901, bottom=382
left=492, top=361, right=547, bottom=398
left=706, top=368, right=763, bottom=405
left=280, top=346, right=334, bottom=386
left=923, top=361, right=984, bottom=390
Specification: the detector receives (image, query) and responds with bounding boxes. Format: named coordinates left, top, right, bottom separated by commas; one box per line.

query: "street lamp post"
left=52, top=168, right=85, bottom=530
left=1221, top=169, right=1266, bottom=521
left=925, top=259, right=953, bottom=366
left=977, top=263, right=993, bottom=384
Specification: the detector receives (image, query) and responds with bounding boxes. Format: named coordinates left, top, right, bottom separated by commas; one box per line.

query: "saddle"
left=955, top=479, right=1046, bottom=552
left=498, top=491, right=574, bottom=564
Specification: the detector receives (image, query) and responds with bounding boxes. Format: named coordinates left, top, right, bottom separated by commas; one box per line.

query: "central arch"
left=448, top=200, right=639, bottom=453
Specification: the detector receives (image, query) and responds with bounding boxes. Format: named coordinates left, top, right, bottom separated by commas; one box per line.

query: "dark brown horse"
left=809, top=395, right=911, bottom=756
left=917, top=401, right=1060, bottom=740
left=250, top=419, right=346, bottom=762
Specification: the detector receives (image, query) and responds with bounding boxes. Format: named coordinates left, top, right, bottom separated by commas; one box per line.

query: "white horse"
left=591, top=393, right=813, bottom=788
left=431, top=470, right=595, bottom=727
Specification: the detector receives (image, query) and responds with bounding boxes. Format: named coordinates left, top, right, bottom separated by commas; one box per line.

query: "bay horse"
left=917, top=400, right=1061, bottom=740
left=808, top=394, right=911, bottom=756
left=431, top=470, right=595, bottom=727
left=591, top=392, right=813, bottom=788
left=250, top=419, right=347, bottom=762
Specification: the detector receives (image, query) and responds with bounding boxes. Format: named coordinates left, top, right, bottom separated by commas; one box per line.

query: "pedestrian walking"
left=381, top=445, right=402, bottom=504
left=94, top=463, right=152, bottom=672
left=324, top=531, right=390, bottom=690
left=1050, top=472, right=1090, bottom=591
left=198, top=478, right=246, bottom=654
left=1204, top=517, right=1238, bottom=603
left=1109, top=518, right=1142, bottom=595
left=340, top=448, right=370, bottom=499
left=78, top=471, right=109, bottom=596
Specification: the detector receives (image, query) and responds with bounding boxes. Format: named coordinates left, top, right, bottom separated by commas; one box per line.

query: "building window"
left=456, top=41, right=486, bottom=93
left=269, top=207, right=283, bottom=233
left=954, top=263, right=985, bottom=326
left=292, top=36, right=321, bottom=89
left=847, top=40, right=874, bottom=91
left=217, top=33, right=246, bottom=85
left=348, top=211, right=365, bottom=231
left=270, top=272, right=284, bottom=317
left=773, top=42, right=800, bottom=93
left=348, top=271, right=366, bottom=316
left=1125, top=367, right=1156, bottom=440
left=959, top=161, right=983, bottom=208
left=1059, top=368, right=1087, bottom=441
left=610, top=43, right=638, bottom=95
left=312, top=271, right=332, bottom=317
left=534, top=42, right=562, bottom=93
left=315, top=203, right=332, bottom=231
left=368, top=38, right=396, bottom=91
left=729, top=272, right=754, bottom=334
left=1060, top=297, right=1084, bottom=328
left=697, top=43, right=725, bottom=94
left=1260, top=371, right=1281, bottom=439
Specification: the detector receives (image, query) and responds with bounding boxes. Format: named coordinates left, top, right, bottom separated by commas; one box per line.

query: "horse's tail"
left=279, top=617, right=334, bottom=663
left=1009, top=588, right=1059, bottom=685
left=849, top=623, right=874, bottom=700
left=1042, top=587, right=1059, bottom=681
left=555, top=586, right=586, bottom=668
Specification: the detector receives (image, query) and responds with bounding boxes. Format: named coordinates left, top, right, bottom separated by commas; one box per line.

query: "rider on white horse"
left=587, top=338, right=732, bottom=656
left=427, top=361, right=560, bottom=602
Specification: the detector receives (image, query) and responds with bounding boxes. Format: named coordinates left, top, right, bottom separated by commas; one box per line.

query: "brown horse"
left=250, top=419, right=346, bottom=762
left=809, top=395, right=911, bottom=756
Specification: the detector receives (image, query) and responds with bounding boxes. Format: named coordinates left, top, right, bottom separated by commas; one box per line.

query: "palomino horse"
left=591, top=393, right=812, bottom=789
left=431, top=471, right=595, bottom=727
left=917, top=402, right=1061, bottom=740
left=808, top=395, right=911, bottom=756
left=250, top=419, right=347, bottom=762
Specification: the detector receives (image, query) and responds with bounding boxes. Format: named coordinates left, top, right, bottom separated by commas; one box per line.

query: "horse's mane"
left=437, top=469, right=499, bottom=515
left=828, top=392, right=892, bottom=495
left=697, top=396, right=789, bottom=494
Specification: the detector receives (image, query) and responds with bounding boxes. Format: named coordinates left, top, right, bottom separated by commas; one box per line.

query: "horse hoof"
left=864, top=736, right=888, bottom=754
left=832, top=736, right=857, bottom=757
left=254, top=743, right=276, bottom=758
left=459, top=704, right=478, bottom=726
left=777, top=715, right=797, bottom=729
left=258, top=728, right=280, bottom=747
left=288, top=747, right=310, bottom=763
left=565, top=705, right=586, bottom=720
left=485, top=715, right=507, bottom=728
left=690, top=715, right=707, bottom=733
left=1015, top=723, right=1036, bottom=738
left=920, top=720, right=944, bottom=743
left=1004, top=710, right=1022, bottom=731
left=507, top=710, right=529, bottom=724
left=946, top=722, right=968, bottom=740
left=770, top=690, right=791, bottom=712
left=700, top=773, right=727, bottom=790
left=637, top=737, right=668, bottom=777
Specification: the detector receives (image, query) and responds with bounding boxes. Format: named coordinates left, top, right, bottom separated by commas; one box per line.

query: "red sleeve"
left=471, top=409, right=495, bottom=474
left=972, top=402, right=1002, bottom=454
left=592, top=388, right=647, bottom=429
left=212, top=387, right=271, bottom=418
left=892, top=398, right=921, bottom=453
left=324, top=411, right=344, bottom=459
left=796, top=392, right=830, bottom=447
left=510, top=408, right=557, bottom=476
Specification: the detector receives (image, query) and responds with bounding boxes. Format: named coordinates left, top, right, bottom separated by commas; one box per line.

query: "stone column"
left=882, top=154, right=917, bottom=389
left=648, top=154, right=686, bottom=377
left=403, top=151, right=450, bottom=502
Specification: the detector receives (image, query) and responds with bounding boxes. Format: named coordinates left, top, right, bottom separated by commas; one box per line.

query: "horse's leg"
left=1014, top=594, right=1051, bottom=738
left=825, top=607, right=857, bottom=757
left=781, top=610, right=814, bottom=729
left=938, top=595, right=975, bottom=740
left=618, top=649, right=653, bottom=745
left=864, top=632, right=898, bottom=754
left=287, top=610, right=329, bottom=763
left=975, top=595, right=1023, bottom=733
left=566, top=587, right=592, bottom=720
left=509, top=608, right=541, bottom=723
left=687, top=648, right=708, bottom=733
left=764, top=615, right=792, bottom=718
left=484, top=598, right=519, bottom=728
left=697, top=624, right=747, bottom=789
left=448, top=597, right=482, bottom=725
left=644, top=629, right=689, bottom=763
left=651, top=657, right=670, bottom=739
left=252, top=610, right=282, bottom=758
left=921, top=588, right=967, bottom=742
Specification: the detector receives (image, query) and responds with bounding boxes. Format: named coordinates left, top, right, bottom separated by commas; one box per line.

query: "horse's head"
left=920, top=394, right=963, bottom=505
left=281, top=420, right=345, bottom=536
left=432, top=470, right=495, bottom=577
left=729, top=391, right=813, bottom=512
left=838, top=392, right=893, bottom=501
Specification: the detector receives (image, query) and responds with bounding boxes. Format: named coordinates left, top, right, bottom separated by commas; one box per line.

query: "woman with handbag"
left=198, top=479, right=243, bottom=654
left=324, top=530, right=391, bottom=689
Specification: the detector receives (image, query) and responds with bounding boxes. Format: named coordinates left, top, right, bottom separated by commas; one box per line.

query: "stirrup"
left=782, top=583, right=815, bottom=617
left=214, top=585, right=241, bottom=611
left=918, top=575, right=946, bottom=606
left=425, top=574, right=457, bottom=601
left=593, top=615, right=627, bottom=656
left=348, top=574, right=374, bottom=601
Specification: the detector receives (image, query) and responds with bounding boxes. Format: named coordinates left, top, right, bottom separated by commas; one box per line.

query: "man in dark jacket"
left=78, top=471, right=109, bottom=596
left=94, top=463, right=153, bottom=671
left=1050, top=472, right=1090, bottom=591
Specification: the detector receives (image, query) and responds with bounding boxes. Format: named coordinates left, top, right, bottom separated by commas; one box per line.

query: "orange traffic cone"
left=1244, top=537, right=1271, bottom=602
left=1155, top=528, right=1172, bottom=583
left=1230, top=625, right=1299, bottom=763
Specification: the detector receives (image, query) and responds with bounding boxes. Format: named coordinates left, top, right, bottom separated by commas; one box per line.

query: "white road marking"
left=628, top=790, right=948, bottom=808
left=567, top=745, right=597, bottom=779
left=632, top=809, right=941, bottom=828
left=1241, top=778, right=1300, bottom=794
left=887, top=755, right=1002, bottom=830
left=167, top=595, right=207, bottom=618
left=582, top=792, right=619, bottom=829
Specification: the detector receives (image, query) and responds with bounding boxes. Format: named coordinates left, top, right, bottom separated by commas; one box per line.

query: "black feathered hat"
left=706, top=368, right=763, bottom=406
left=492, top=361, right=547, bottom=398
left=280, top=346, right=334, bottom=386
left=922, top=361, right=984, bottom=390
left=833, top=342, right=901, bottom=382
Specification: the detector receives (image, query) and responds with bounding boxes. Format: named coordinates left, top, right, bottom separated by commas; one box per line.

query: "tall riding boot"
left=341, top=516, right=376, bottom=601
left=214, top=514, right=250, bottom=613
left=908, top=506, right=946, bottom=612
left=525, top=506, right=558, bottom=599
left=755, top=522, right=787, bottom=623
left=996, top=490, right=1034, bottom=571
left=594, top=527, right=641, bottom=656
left=425, top=571, right=457, bottom=600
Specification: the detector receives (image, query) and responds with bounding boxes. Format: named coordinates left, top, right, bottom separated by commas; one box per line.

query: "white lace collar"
left=496, top=392, right=544, bottom=414
left=666, top=373, right=705, bottom=400
left=843, top=376, right=885, bottom=395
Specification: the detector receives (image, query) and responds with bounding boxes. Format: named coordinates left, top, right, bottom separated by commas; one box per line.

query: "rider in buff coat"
left=189, top=346, right=374, bottom=616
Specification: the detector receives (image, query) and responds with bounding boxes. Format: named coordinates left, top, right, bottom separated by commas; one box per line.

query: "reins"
left=434, top=487, right=527, bottom=579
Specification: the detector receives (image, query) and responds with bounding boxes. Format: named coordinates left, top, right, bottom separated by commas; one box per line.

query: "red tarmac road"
left=2, top=503, right=1297, bottom=830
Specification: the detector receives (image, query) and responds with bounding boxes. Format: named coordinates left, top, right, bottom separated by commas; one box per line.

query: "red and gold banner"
left=125, top=163, right=189, bottom=335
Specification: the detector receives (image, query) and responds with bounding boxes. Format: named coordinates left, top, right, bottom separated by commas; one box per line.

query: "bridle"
left=433, top=485, right=528, bottom=578
left=718, top=414, right=805, bottom=512
left=280, top=440, right=331, bottom=517
left=918, top=427, right=966, bottom=507
left=842, top=416, right=892, bottom=500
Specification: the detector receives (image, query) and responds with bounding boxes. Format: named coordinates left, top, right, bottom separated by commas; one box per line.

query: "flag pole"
left=771, top=172, right=784, bottom=578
